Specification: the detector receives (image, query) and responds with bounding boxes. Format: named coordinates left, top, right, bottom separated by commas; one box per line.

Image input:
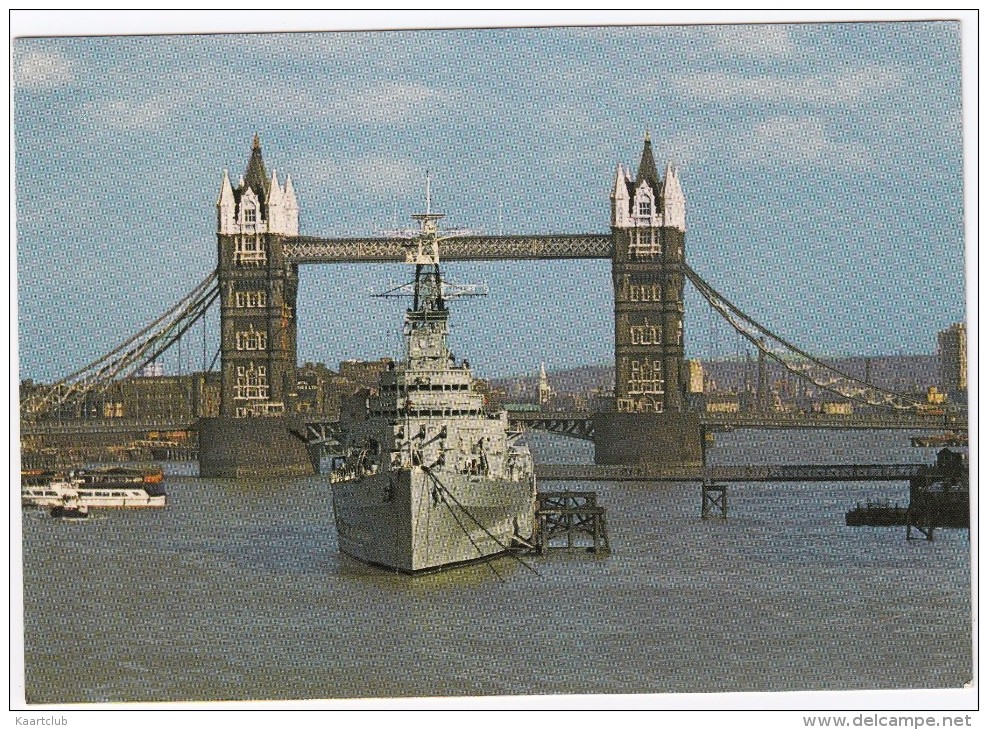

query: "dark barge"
left=845, top=449, right=969, bottom=539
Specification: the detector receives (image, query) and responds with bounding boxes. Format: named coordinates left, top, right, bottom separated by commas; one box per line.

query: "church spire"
left=538, top=361, right=552, bottom=406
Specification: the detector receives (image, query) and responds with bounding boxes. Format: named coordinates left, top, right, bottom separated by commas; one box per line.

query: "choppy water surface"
left=20, top=430, right=971, bottom=704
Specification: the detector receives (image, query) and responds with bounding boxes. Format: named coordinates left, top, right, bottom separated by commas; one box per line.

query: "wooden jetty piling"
left=701, top=480, right=728, bottom=519
left=906, top=508, right=935, bottom=542
left=535, top=491, right=610, bottom=554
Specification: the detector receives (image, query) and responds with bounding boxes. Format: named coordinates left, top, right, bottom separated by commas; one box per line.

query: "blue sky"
left=12, top=13, right=970, bottom=382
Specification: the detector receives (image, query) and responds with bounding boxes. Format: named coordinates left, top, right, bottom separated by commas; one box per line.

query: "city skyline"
left=13, top=13, right=971, bottom=383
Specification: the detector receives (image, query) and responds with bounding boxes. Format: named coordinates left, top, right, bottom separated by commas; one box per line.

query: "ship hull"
left=332, top=468, right=536, bottom=573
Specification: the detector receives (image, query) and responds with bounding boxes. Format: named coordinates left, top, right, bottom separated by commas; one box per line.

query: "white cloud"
left=736, top=116, right=871, bottom=168
left=350, top=154, right=425, bottom=195
left=14, top=50, right=74, bottom=90
left=674, top=65, right=907, bottom=105
left=653, top=131, right=714, bottom=168
left=78, top=94, right=181, bottom=131
left=295, top=153, right=423, bottom=198
left=72, top=72, right=445, bottom=134
left=224, top=77, right=446, bottom=125
left=704, top=25, right=795, bottom=59
left=332, top=81, right=443, bottom=124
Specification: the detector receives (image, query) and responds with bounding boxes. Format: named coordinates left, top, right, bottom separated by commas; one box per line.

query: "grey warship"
left=330, top=202, right=537, bottom=573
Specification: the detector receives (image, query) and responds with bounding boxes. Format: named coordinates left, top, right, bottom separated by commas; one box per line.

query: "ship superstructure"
left=330, top=201, right=537, bottom=573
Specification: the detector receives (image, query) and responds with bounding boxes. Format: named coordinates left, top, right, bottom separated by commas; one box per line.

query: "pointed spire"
left=217, top=168, right=236, bottom=234
left=281, top=173, right=299, bottom=236
left=268, top=169, right=282, bottom=204
left=636, top=131, right=659, bottom=191
left=217, top=169, right=234, bottom=207
left=611, top=163, right=628, bottom=199
left=283, top=174, right=297, bottom=206
left=538, top=361, right=552, bottom=405
left=659, top=158, right=686, bottom=233
left=611, top=162, right=633, bottom=227
left=242, top=134, right=269, bottom=199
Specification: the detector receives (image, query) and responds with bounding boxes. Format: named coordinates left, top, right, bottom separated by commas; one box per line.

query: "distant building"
left=296, top=359, right=394, bottom=419
left=937, top=323, right=967, bottom=402
left=537, top=362, right=552, bottom=406
left=295, top=362, right=337, bottom=415
left=705, top=394, right=740, bottom=413
left=139, top=362, right=165, bottom=378
left=40, top=371, right=221, bottom=422
left=339, top=358, right=393, bottom=386
left=687, top=359, right=705, bottom=394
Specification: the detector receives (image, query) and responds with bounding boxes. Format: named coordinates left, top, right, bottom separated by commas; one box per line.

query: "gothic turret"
left=216, top=135, right=299, bottom=236
left=217, top=169, right=235, bottom=232
left=610, top=132, right=685, bottom=233
left=611, top=163, right=631, bottom=228
left=660, top=161, right=685, bottom=232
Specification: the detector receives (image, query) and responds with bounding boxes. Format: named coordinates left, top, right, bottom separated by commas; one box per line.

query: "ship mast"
left=404, top=174, right=450, bottom=365
left=369, top=173, right=485, bottom=365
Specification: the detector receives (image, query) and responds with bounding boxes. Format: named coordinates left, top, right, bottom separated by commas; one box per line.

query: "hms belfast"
left=330, top=198, right=537, bottom=573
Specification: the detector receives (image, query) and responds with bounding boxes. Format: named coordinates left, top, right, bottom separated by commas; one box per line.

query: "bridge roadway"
left=19, top=418, right=197, bottom=437
left=282, top=234, right=614, bottom=263
left=535, top=463, right=927, bottom=483
left=19, top=409, right=964, bottom=439
left=505, top=410, right=964, bottom=440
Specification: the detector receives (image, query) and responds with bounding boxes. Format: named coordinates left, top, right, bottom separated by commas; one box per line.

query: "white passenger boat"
left=49, top=483, right=90, bottom=521
left=21, top=470, right=167, bottom=509
left=331, top=201, right=537, bottom=573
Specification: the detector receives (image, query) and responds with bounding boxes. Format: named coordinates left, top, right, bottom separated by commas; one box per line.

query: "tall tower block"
left=593, top=133, right=700, bottom=467
left=199, top=135, right=313, bottom=477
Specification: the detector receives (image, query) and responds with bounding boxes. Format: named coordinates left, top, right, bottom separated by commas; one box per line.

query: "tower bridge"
left=22, top=131, right=956, bottom=477
left=197, top=131, right=696, bottom=477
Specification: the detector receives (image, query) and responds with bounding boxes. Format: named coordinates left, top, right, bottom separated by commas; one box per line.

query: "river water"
left=18, top=430, right=972, bottom=705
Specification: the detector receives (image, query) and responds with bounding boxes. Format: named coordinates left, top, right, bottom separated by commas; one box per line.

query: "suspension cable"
left=682, top=263, right=927, bottom=410
left=22, top=271, right=220, bottom=417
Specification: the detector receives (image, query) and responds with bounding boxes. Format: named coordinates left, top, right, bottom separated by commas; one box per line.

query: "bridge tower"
left=215, top=134, right=300, bottom=417
left=199, top=135, right=313, bottom=477
left=593, top=133, right=701, bottom=466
